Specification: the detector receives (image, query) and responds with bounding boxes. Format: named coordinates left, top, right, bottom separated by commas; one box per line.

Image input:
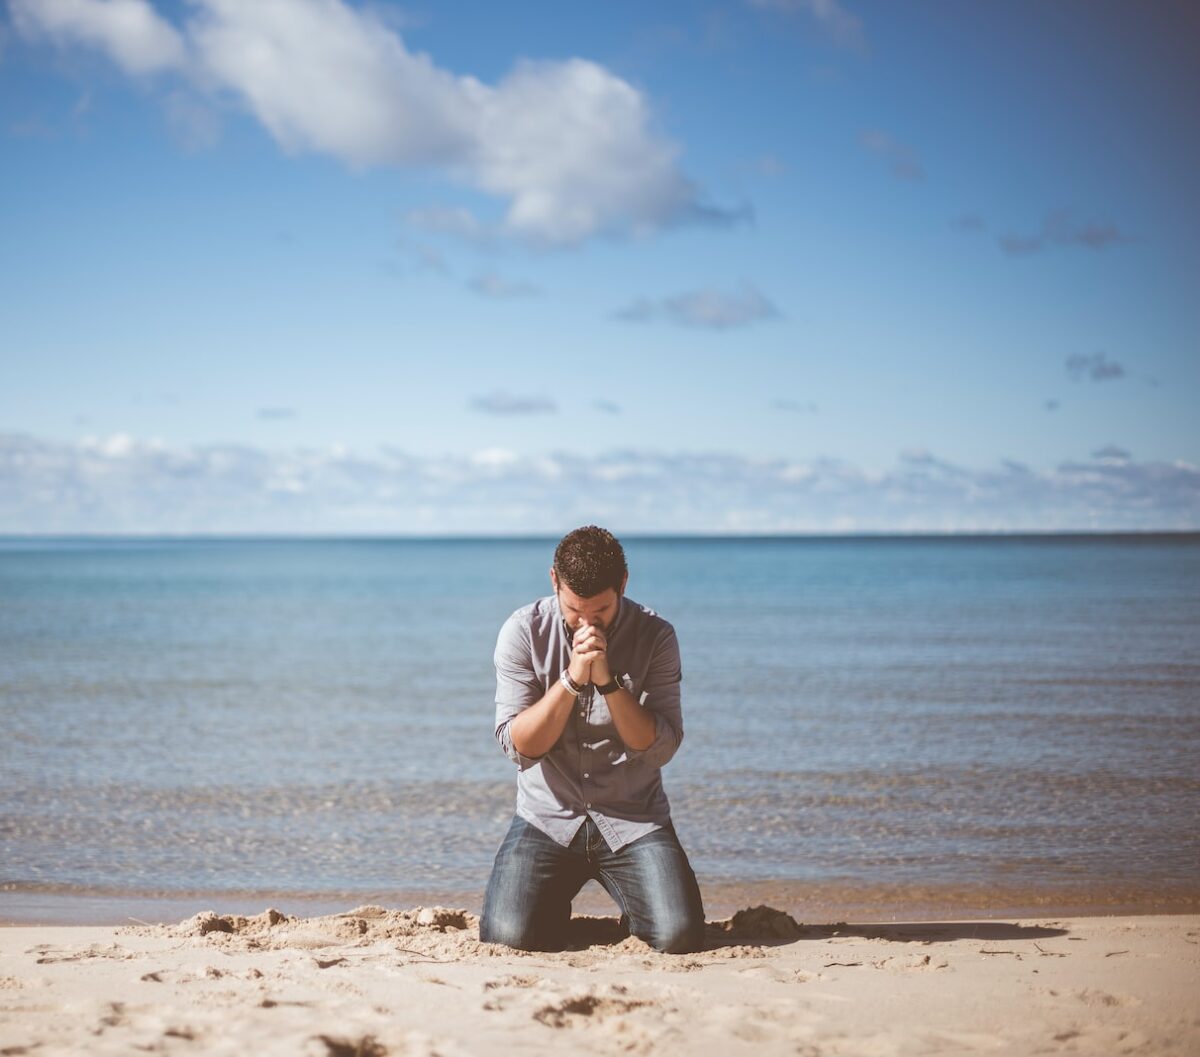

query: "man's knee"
left=478, top=908, right=540, bottom=951
left=640, top=911, right=707, bottom=954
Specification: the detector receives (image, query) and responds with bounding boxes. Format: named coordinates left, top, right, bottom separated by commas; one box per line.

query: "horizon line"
left=2, top=530, right=1197, bottom=543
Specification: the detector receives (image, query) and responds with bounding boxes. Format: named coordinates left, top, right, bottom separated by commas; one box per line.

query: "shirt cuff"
left=622, top=711, right=672, bottom=764
left=497, top=718, right=543, bottom=770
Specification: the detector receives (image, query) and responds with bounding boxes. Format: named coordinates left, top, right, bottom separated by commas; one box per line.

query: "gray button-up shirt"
left=493, top=593, right=684, bottom=852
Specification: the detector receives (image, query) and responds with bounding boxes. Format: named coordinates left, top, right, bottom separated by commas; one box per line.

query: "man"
left=479, top=525, right=707, bottom=954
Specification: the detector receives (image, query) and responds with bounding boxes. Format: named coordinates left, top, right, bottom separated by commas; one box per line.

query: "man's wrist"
left=595, top=674, right=621, bottom=696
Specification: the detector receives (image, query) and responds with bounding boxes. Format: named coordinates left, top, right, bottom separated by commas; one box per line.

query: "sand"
left=2, top=905, right=1197, bottom=1055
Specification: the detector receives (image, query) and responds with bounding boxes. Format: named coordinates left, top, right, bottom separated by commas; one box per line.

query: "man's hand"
left=571, top=623, right=610, bottom=685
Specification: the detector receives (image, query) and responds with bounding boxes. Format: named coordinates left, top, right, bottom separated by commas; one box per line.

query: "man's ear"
left=620, top=571, right=629, bottom=594
left=549, top=567, right=559, bottom=592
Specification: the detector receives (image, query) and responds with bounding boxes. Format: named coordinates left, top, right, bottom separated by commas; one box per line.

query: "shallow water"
left=2, top=534, right=1198, bottom=921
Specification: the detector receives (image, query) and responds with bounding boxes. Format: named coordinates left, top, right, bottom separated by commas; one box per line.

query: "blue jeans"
left=479, top=814, right=707, bottom=954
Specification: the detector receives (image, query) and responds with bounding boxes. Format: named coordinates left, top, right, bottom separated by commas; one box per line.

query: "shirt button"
left=586, top=802, right=592, bottom=808
left=583, top=772, right=589, bottom=778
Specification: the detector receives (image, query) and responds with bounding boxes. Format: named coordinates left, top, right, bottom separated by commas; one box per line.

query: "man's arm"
left=494, top=613, right=600, bottom=767
left=590, top=625, right=683, bottom=767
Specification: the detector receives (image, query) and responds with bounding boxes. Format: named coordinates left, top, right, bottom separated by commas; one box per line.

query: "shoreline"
left=5, top=878, right=1198, bottom=928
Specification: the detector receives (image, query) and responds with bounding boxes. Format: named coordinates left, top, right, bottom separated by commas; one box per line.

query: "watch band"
left=595, top=675, right=622, bottom=696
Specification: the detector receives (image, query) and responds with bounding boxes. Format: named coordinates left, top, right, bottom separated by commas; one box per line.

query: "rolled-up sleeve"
left=623, top=626, right=684, bottom=769
left=493, top=612, right=544, bottom=770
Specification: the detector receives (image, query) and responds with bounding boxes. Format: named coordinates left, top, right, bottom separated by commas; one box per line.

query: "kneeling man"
left=479, top=525, right=706, bottom=953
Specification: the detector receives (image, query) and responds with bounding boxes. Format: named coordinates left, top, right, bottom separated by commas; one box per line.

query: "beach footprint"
left=482, top=978, right=680, bottom=1051
left=27, top=943, right=142, bottom=965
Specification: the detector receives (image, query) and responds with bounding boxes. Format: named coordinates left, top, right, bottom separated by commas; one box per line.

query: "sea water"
left=2, top=535, right=1198, bottom=921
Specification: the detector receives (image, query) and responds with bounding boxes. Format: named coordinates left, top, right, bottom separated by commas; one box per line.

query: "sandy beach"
left=2, top=905, right=1197, bottom=1056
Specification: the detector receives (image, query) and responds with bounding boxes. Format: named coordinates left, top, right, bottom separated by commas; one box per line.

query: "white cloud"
left=2, top=432, right=1197, bottom=534
left=470, top=392, right=557, bottom=415
left=405, top=205, right=490, bottom=244
left=10, top=0, right=186, bottom=75
left=859, top=128, right=924, bottom=180
left=1066, top=352, right=1126, bottom=382
left=746, top=0, right=865, bottom=51
left=185, top=0, right=472, bottom=168
left=1000, top=208, right=1131, bottom=256
left=951, top=212, right=986, bottom=232
left=614, top=285, right=778, bottom=329
left=12, top=0, right=734, bottom=245
left=470, top=447, right=519, bottom=469
left=468, top=273, right=538, bottom=298
left=162, top=88, right=221, bottom=151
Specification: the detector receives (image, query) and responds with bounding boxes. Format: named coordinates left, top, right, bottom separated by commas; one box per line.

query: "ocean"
left=2, top=534, right=1198, bottom=923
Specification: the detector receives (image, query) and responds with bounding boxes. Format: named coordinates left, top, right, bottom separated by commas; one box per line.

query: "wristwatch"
left=595, top=674, right=622, bottom=696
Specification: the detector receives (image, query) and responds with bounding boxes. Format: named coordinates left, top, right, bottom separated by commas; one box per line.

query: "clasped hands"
left=567, top=622, right=613, bottom=687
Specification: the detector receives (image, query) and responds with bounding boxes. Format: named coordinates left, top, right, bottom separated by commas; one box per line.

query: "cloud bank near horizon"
left=2, top=432, right=1196, bottom=535
left=9, top=0, right=738, bottom=245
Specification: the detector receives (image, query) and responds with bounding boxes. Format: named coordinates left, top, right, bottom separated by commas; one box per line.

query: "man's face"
left=551, top=570, right=625, bottom=636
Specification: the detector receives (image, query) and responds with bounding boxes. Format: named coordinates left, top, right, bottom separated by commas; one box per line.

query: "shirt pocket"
left=619, top=671, right=646, bottom=705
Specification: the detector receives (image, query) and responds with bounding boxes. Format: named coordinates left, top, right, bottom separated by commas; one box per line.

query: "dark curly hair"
left=553, top=525, right=627, bottom=598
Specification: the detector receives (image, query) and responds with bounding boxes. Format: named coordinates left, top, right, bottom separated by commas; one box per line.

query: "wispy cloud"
left=745, top=0, right=865, bottom=51
left=613, top=285, right=778, bottom=329
left=593, top=400, right=623, bottom=415
left=10, top=0, right=738, bottom=246
left=162, top=89, right=222, bottom=153
left=773, top=399, right=818, bottom=413
left=999, top=234, right=1043, bottom=256
left=415, top=244, right=448, bottom=273
left=468, top=273, right=539, bottom=298
left=859, top=129, right=923, bottom=180
left=951, top=212, right=986, bottom=232
left=3, top=432, right=1196, bottom=534
left=10, top=0, right=185, bottom=74
left=899, top=447, right=971, bottom=477
left=470, top=393, right=557, bottom=415
left=1092, top=445, right=1131, bottom=461
left=747, top=153, right=788, bottom=178
left=1044, top=399, right=1060, bottom=412
left=1000, top=208, right=1131, bottom=256
left=405, top=205, right=492, bottom=246
left=1067, top=352, right=1126, bottom=382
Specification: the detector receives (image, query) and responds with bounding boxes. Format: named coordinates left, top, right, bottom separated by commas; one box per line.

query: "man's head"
left=550, top=525, right=629, bottom=633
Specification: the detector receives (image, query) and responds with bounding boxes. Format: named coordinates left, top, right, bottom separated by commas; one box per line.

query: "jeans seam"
left=599, top=866, right=633, bottom=937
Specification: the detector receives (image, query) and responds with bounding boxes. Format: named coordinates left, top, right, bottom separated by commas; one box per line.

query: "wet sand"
left=5, top=877, right=1198, bottom=928
left=2, top=905, right=1197, bottom=1055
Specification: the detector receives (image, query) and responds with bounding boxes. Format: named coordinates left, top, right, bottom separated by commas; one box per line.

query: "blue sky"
left=2, top=0, right=1197, bottom=533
